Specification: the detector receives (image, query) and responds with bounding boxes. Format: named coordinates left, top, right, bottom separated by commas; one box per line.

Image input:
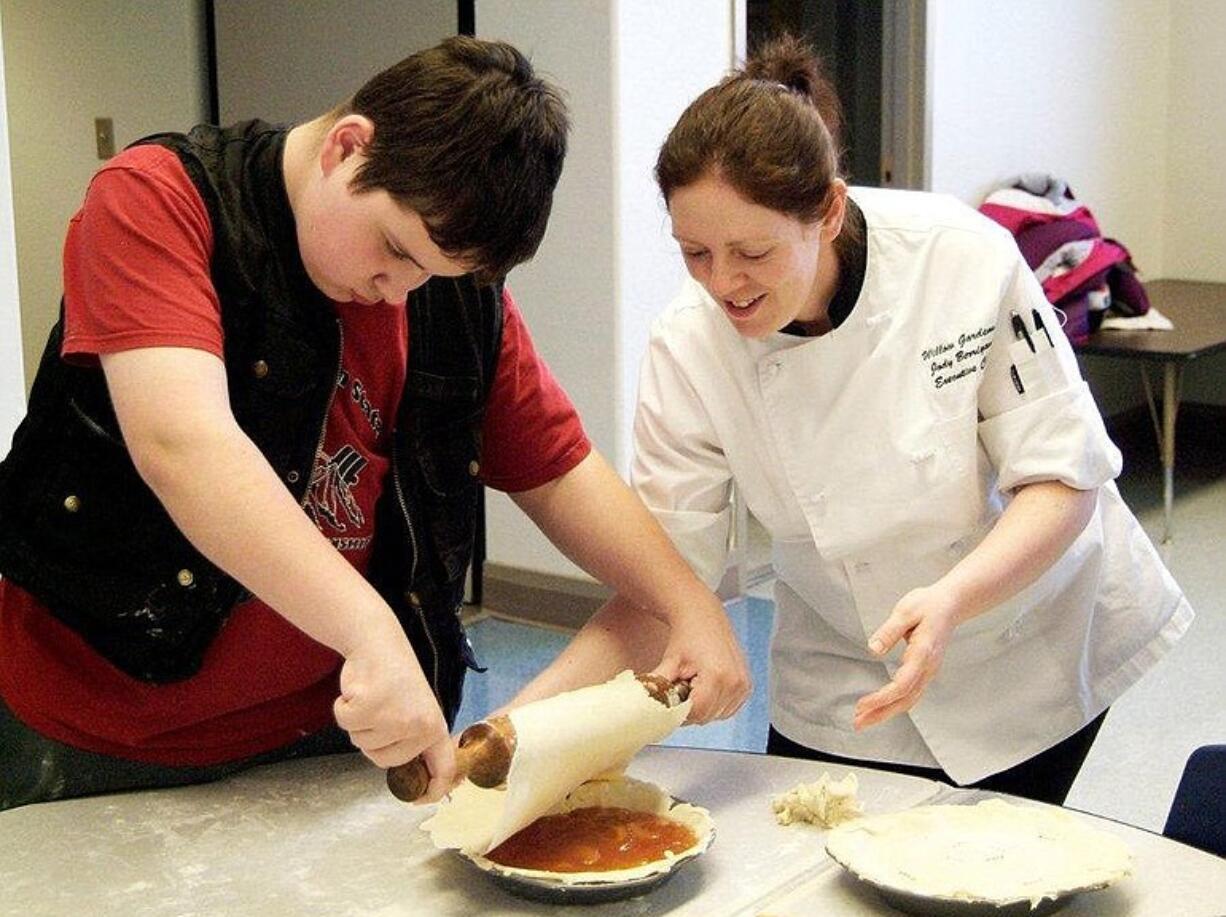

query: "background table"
left=1075, top=279, right=1226, bottom=541
left=2, top=746, right=1223, bottom=915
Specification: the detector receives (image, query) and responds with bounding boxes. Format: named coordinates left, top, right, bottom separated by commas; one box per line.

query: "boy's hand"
left=333, top=623, right=455, bottom=799
left=652, top=594, right=751, bottom=725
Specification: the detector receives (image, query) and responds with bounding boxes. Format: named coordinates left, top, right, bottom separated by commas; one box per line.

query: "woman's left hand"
left=853, top=585, right=962, bottom=730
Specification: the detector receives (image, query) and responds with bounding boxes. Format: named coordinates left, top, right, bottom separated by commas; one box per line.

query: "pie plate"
left=459, top=779, right=715, bottom=906
left=460, top=843, right=709, bottom=906
left=824, top=799, right=1131, bottom=917
left=832, top=868, right=1086, bottom=917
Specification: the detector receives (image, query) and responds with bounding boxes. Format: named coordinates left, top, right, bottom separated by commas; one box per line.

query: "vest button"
left=408, top=591, right=421, bottom=607
left=286, top=470, right=300, bottom=484
left=468, top=460, right=480, bottom=477
left=63, top=494, right=81, bottom=513
left=252, top=359, right=270, bottom=379
left=176, top=569, right=195, bottom=587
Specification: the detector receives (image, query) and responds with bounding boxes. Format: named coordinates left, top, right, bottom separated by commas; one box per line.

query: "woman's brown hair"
left=656, top=34, right=847, bottom=227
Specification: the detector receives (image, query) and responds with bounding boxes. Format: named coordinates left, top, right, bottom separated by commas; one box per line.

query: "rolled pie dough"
left=825, top=798, right=1132, bottom=907
left=422, top=671, right=691, bottom=855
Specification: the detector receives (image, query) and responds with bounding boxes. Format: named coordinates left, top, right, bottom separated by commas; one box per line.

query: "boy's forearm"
left=130, top=415, right=399, bottom=656
left=504, top=595, right=668, bottom=710
left=100, top=347, right=400, bottom=657
left=507, top=450, right=750, bottom=723
left=510, top=450, right=715, bottom=628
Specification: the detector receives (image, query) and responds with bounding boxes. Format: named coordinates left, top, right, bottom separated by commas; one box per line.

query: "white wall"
left=476, top=0, right=736, bottom=577
left=213, top=0, right=454, bottom=124
left=1161, top=0, right=1226, bottom=406
left=614, top=1, right=737, bottom=470
left=1163, top=0, right=1226, bottom=285
left=476, top=0, right=619, bottom=578
left=926, top=0, right=1226, bottom=413
left=926, top=0, right=1171, bottom=277
left=1, top=0, right=208, bottom=392
left=0, top=5, right=25, bottom=444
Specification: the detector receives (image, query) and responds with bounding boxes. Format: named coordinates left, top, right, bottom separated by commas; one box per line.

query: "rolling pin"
left=386, top=714, right=516, bottom=803
left=386, top=673, right=691, bottom=803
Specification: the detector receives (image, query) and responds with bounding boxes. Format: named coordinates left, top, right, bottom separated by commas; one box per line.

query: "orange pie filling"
left=486, top=805, right=698, bottom=873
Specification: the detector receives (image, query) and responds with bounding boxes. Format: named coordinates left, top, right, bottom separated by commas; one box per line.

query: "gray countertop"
left=3, top=745, right=1223, bottom=915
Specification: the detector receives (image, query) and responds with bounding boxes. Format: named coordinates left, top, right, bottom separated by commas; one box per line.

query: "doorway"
left=746, top=0, right=926, bottom=190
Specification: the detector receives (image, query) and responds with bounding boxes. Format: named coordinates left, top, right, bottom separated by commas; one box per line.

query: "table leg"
left=1141, top=362, right=1183, bottom=543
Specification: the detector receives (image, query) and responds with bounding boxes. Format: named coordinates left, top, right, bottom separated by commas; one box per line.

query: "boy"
left=0, top=37, right=748, bottom=810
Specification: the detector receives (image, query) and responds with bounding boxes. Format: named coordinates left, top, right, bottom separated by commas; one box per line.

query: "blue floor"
left=455, top=596, right=775, bottom=753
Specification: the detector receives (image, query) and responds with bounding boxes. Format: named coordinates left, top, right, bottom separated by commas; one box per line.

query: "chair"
left=1163, top=744, right=1226, bottom=857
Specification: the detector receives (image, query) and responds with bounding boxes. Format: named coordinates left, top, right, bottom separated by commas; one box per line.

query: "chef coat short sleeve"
left=977, top=255, right=1122, bottom=492
left=631, top=325, right=734, bottom=590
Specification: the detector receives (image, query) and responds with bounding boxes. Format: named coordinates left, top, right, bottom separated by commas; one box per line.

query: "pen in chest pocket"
left=1032, top=308, right=1055, bottom=348
left=1010, top=310, right=1036, bottom=352
left=1009, top=364, right=1025, bottom=395
left=1007, top=310, right=1029, bottom=396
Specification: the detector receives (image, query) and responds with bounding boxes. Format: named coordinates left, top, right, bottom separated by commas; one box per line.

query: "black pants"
left=767, top=710, right=1108, bottom=806
left=0, top=694, right=355, bottom=812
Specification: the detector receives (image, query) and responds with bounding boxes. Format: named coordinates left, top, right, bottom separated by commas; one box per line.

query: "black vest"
left=0, top=121, right=500, bottom=723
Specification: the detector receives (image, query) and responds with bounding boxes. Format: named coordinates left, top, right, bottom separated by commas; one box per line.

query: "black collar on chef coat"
left=781, top=197, right=867, bottom=337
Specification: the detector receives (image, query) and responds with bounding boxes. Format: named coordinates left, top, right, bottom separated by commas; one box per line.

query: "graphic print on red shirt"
left=303, top=301, right=407, bottom=570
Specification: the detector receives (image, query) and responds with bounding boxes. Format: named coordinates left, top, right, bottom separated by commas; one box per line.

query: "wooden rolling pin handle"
left=635, top=672, right=692, bottom=708
left=386, top=715, right=515, bottom=803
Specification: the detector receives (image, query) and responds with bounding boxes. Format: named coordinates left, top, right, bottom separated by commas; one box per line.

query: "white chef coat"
left=632, top=187, right=1193, bottom=784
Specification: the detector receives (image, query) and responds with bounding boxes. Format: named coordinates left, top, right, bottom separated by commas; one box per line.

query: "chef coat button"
left=63, top=494, right=81, bottom=513
left=468, top=460, right=480, bottom=477
left=176, top=569, right=195, bottom=587
left=286, top=470, right=300, bottom=484
left=252, top=359, right=270, bottom=379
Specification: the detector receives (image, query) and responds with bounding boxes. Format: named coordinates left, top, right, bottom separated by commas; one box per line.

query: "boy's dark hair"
left=344, top=36, right=569, bottom=281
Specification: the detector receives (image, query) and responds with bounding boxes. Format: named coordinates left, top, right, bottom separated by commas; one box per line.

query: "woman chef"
left=510, top=36, right=1192, bottom=805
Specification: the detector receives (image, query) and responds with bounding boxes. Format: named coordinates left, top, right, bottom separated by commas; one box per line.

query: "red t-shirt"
left=0, top=145, right=590, bottom=765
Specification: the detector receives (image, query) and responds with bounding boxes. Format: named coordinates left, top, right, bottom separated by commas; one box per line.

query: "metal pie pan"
left=822, top=799, right=1131, bottom=917
left=460, top=800, right=714, bottom=906
left=827, top=844, right=1112, bottom=917
left=464, top=851, right=698, bottom=905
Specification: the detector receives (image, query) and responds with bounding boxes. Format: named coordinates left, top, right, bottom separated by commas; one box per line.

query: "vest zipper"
left=309, top=316, right=436, bottom=695
left=68, top=398, right=124, bottom=446
left=391, top=439, right=437, bottom=693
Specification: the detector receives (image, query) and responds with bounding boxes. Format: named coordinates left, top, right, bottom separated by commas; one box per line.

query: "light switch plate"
left=95, top=117, right=115, bottom=159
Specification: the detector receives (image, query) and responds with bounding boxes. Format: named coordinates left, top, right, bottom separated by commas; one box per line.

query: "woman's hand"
left=854, top=482, right=1099, bottom=730
left=853, top=585, right=962, bottom=730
